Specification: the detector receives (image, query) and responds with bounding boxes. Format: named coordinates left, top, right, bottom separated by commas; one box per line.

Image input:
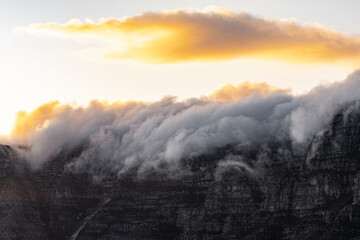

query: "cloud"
left=209, top=82, right=289, bottom=102
left=2, top=72, right=360, bottom=179
left=11, top=101, right=60, bottom=141
left=20, top=6, right=360, bottom=64
left=215, top=155, right=260, bottom=181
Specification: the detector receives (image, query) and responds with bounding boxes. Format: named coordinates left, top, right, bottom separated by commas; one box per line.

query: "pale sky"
left=0, top=0, right=360, bottom=134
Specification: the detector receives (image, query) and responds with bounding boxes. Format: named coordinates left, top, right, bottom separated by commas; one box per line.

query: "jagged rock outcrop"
left=1, top=105, right=360, bottom=239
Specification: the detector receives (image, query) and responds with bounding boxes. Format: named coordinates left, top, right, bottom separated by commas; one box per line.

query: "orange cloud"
left=10, top=100, right=140, bottom=141
left=25, top=7, right=360, bottom=64
left=11, top=101, right=61, bottom=140
left=210, top=82, right=288, bottom=102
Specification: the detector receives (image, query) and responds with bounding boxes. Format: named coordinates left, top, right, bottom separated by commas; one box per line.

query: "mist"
left=2, top=71, right=360, bottom=178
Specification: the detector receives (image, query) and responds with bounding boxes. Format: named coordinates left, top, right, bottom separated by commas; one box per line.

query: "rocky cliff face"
left=1, top=105, right=360, bottom=240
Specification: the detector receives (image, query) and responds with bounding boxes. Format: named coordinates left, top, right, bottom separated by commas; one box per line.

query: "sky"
left=1, top=0, right=360, bottom=135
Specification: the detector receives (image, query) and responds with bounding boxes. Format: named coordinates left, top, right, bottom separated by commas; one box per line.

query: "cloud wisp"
left=2, top=72, right=360, bottom=179
left=19, top=6, right=360, bottom=64
left=210, top=82, right=289, bottom=102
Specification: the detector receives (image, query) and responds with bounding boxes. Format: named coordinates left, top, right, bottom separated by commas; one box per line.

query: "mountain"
left=1, top=104, right=360, bottom=240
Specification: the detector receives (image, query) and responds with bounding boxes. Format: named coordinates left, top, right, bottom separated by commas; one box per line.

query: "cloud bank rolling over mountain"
left=2, top=72, right=360, bottom=179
